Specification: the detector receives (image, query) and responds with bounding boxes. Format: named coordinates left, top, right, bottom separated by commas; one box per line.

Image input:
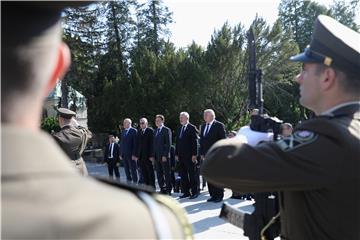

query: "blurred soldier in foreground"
left=1, top=2, right=192, bottom=239
left=53, top=107, right=92, bottom=176
left=202, top=15, right=360, bottom=240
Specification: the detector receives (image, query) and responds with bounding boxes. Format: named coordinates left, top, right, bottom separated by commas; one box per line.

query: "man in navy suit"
left=120, top=118, right=138, bottom=183
left=199, top=109, right=226, bottom=202
left=135, top=118, right=155, bottom=189
left=152, top=114, right=172, bottom=195
left=175, top=112, right=199, bottom=199
left=104, top=134, right=120, bottom=181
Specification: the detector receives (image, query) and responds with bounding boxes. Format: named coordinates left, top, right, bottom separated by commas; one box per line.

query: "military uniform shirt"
left=202, top=103, right=360, bottom=240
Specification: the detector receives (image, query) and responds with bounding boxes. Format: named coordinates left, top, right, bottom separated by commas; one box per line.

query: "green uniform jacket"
left=2, top=125, right=192, bottom=239
left=202, top=103, right=360, bottom=240
left=53, top=125, right=92, bottom=176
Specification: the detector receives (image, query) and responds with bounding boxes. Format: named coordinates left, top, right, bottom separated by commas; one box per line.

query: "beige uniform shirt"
left=2, top=125, right=191, bottom=239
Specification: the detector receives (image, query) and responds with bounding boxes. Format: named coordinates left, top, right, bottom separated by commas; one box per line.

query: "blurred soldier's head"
left=179, top=112, right=189, bottom=125
left=57, top=108, right=76, bottom=128
left=290, top=15, right=360, bottom=115
left=155, top=114, right=165, bottom=128
left=139, top=118, right=148, bottom=129
left=2, top=2, right=73, bottom=130
left=203, top=109, right=215, bottom=123
left=281, top=123, right=293, bottom=137
left=123, top=118, right=132, bottom=129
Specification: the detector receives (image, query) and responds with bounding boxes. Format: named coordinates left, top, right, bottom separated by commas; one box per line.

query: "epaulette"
left=94, top=176, right=155, bottom=194
left=94, top=177, right=193, bottom=239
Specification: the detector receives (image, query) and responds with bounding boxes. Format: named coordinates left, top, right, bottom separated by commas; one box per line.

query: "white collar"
left=206, top=120, right=215, bottom=126
left=320, top=101, right=360, bottom=116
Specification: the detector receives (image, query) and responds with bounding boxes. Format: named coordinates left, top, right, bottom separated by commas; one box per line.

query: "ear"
left=44, top=42, right=71, bottom=96
left=320, top=67, right=337, bottom=91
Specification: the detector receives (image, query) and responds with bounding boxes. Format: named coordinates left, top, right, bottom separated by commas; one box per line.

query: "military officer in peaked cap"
left=202, top=15, right=360, bottom=240
left=2, top=2, right=192, bottom=239
left=53, top=107, right=92, bottom=176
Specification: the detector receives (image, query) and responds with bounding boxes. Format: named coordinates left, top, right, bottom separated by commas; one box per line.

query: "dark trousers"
left=107, top=159, right=120, bottom=179
left=138, top=156, right=155, bottom=188
left=178, top=157, right=198, bottom=195
left=154, top=156, right=171, bottom=193
left=123, top=156, right=138, bottom=183
left=208, top=182, right=224, bottom=200
left=244, top=193, right=280, bottom=240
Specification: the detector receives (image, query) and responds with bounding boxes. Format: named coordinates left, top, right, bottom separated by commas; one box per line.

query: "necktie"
left=109, top=143, right=114, bottom=158
left=180, top=125, right=185, bottom=138
left=156, top=128, right=160, bottom=136
left=204, top=124, right=210, bottom=136
left=125, top=129, right=129, bottom=136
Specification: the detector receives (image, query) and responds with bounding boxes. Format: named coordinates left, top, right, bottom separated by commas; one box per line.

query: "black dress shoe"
left=230, top=195, right=243, bottom=199
left=179, top=193, right=190, bottom=199
left=213, top=198, right=223, bottom=203
left=206, top=197, right=215, bottom=202
left=189, top=193, right=199, bottom=199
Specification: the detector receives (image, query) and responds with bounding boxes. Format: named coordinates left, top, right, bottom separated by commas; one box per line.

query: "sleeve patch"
left=276, top=131, right=318, bottom=151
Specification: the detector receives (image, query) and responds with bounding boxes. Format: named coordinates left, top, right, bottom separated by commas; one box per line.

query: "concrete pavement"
left=86, top=162, right=279, bottom=239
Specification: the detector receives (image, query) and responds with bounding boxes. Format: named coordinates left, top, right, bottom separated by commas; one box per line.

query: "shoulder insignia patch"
left=276, top=130, right=318, bottom=151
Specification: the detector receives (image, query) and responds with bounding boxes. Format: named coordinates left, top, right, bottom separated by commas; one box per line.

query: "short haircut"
left=204, top=109, right=215, bottom=118
left=179, top=112, right=189, bottom=119
left=124, top=118, right=132, bottom=125
left=156, top=114, right=165, bottom=122
left=315, top=64, right=360, bottom=97
left=140, top=118, right=148, bottom=124
left=2, top=22, right=61, bottom=123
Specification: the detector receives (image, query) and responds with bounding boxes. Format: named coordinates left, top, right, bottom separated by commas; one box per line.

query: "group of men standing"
left=104, top=109, right=227, bottom=201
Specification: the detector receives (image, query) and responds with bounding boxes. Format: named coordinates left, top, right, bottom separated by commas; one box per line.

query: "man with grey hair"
left=199, top=109, right=226, bottom=202
left=281, top=123, right=293, bottom=138
left=120, top=118, right=138, bottom=183
left=136, top=117, right=156, bottom=188
left=175, top=112, right=199, bottom=199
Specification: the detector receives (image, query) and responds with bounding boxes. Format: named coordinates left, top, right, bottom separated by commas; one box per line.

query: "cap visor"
left=289, top=52, right=321, bottom=63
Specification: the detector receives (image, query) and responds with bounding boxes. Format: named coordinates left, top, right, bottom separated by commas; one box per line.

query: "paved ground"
left=86, top=162, right=278, bottom=239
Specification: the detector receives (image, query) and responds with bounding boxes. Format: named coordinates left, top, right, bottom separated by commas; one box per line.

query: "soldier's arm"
left=201, top=130, right=339, bottom=193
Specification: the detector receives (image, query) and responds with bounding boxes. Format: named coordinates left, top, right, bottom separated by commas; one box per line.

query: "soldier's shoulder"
left=92, top=177, right=192, bottom=239
left=275, top=130, right=318, bottom=152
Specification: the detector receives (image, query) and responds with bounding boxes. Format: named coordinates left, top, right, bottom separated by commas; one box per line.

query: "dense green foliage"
left=60, top=0, right=359, bottom=134
left=41, top=117, right=61, bottom=133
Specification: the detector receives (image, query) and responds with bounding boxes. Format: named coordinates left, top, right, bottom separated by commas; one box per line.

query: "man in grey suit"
left=153, top=114, right=172, bottom=195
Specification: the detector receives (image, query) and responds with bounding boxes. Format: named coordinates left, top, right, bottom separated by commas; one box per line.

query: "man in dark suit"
left=135, top=118, right=155, bottom=188
left=199, top=109, right=226, bottom=202
left=152, top=114, right=172, bottom=195
left=175, top=112, right=199, bottom=199
left=120, top=118, right=138, bottom=183
left=104, top=134, right=120, bottom=181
